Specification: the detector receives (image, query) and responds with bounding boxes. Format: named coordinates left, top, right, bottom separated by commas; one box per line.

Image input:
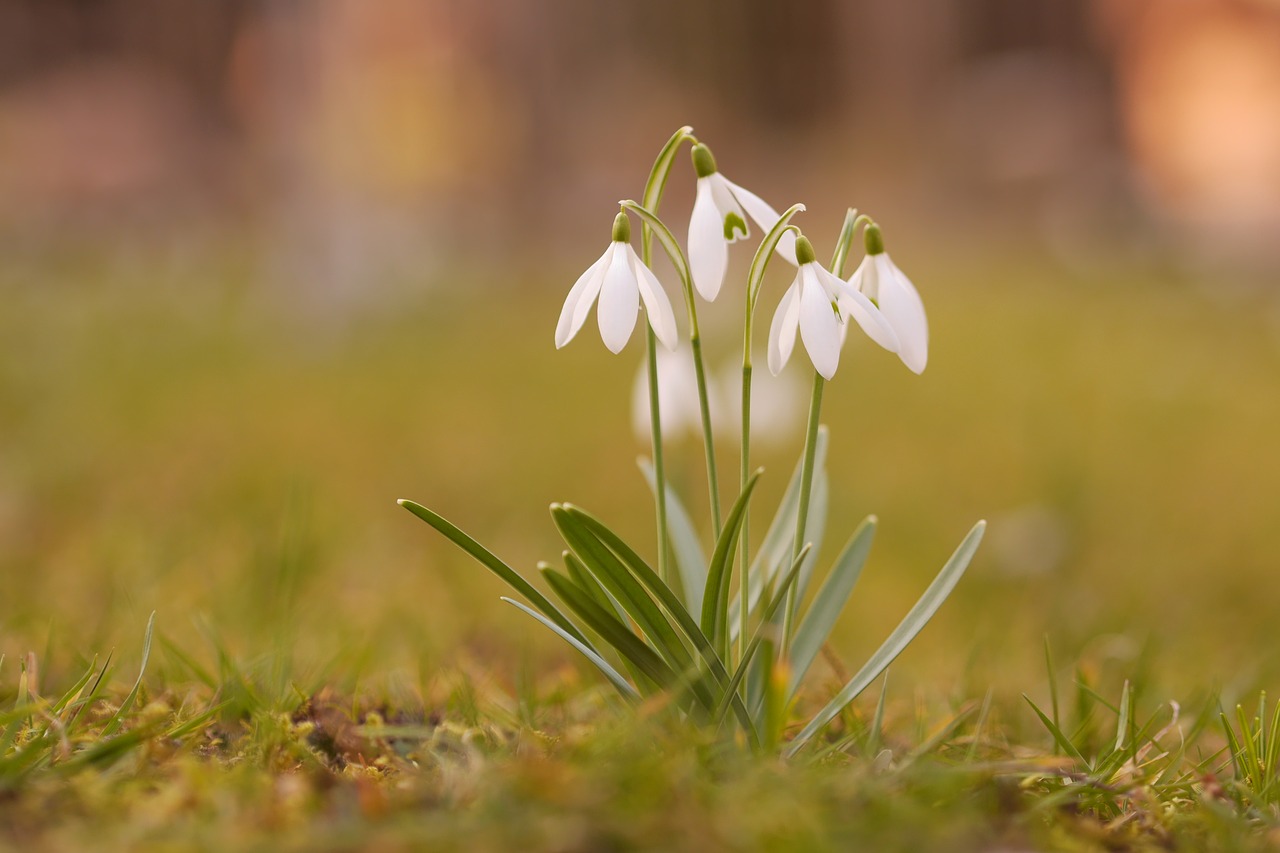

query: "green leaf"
left=786, top=515, right=877, bottom=700
left=702, top=471, right=763, bottom=655
left=639, top=459, right=708, bottom=616
left=713, top=545, right=810, bottom=726
left=101, top=611, right=156, bottom=738
left=562, top=505, right=759, bottom=746
left=730, top=428, right=828, bottom=639
left=398, top=499, right=592, bottom=649
left=561, top=553, right=627, bottom=625
left=501, top=597, right=640, bottom=701
left=784, top=520, right=986, bottom=757
left=551, top=505, right=694, bottom=676
left=541, top=568, right=675, bottom=691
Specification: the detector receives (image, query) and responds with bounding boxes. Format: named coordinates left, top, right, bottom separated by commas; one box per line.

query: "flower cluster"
left=556, top=137, right=929, bottom=383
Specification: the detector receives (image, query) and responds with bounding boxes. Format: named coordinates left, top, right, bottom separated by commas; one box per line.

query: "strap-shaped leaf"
left=542, top=568, right=675, bottom=690
left=563, top=506, right=760, bottom=747
left=639, top=459, right=708, bottom=616
left=785, top=520, right=986, bottom=757
left=501, top=597, right=640, bottom=701
left=561, top=552, right=627, bottom=625
left=551, top=505, right=694, bottom=675
left=702, top=471, right=763, bottom=655
left=731, top=428, right=829, bottom=639
left=399, top=499, right=591, bottom=649
left=714, top=544, right=810, bottom=726
left=786, top=516, right=877, bottom=700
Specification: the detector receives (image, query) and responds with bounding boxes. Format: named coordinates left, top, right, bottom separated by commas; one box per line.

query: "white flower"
left=847, top=224, right=928, bottom=374
left=630, top=346, right=703, bottom=442
left=687, top=143, right=797, bottom=302
left=556, top=213, right=679, bottom=354
left=767, top=236, right=899, bottom=380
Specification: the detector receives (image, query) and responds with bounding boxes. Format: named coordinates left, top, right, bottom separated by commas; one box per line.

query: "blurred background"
left=1, top=0, right=1278, bottom=701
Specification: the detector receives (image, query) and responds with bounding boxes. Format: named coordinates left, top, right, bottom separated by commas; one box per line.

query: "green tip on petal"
left=795, top=235, right=817, bottom=265
left=724, top=211, right=748, bottom=241
left=611, top=211, right=631, bottom=243
left=863, top=223, right=885, bottom=255
left=691, top=143, right=718, bottom=178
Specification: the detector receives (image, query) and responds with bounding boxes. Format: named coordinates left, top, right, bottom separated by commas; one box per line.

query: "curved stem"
left=783, top=371, right=824, bottom=651
left=645, top=325, right=671, bottom=587
left=621, top=198, right=722, bottom=545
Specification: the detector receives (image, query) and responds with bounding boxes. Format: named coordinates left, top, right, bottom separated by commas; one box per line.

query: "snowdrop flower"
left=847, top=223, right=928, bottom=374
left=688, top=143, right=797, bottom=301
left=556, top=212, right=679, bottom=354
left=767, top=235, right=899, bottom=380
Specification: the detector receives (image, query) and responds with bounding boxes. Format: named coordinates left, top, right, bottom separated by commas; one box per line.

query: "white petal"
left=688, top=177, right=728, bottom=300
left=555, top=246, right=610, bottom=348
left=709, top=174, right=749, bottom=243
left=877, top=254, right=928, bottom=373
left=847, top=254, right=878, bottom=301
left=767, top=279, right=802, bottom=376
left=826, top=267, right=900, bottom=354
left=797, top=266, right=843, bottom=380
left=722, top=177, right=797, bottom=266
left=597, top=242, right=639, bottom=353
left=628, top=245, right=679, bottom=350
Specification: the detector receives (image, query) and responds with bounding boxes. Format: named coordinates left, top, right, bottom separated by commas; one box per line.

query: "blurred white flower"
left=631, top=346, right=705, bottom=442
left=847, top=224, right=928, bottom=374
left=767, top=236, right=898, bottom=380
left=687, top=143, right=797, bottom=302
left=631, top=352, right=806, bottom=448
left=556, top=212, right=678, bottom=354
left=716, top=360, right=806, bottom=447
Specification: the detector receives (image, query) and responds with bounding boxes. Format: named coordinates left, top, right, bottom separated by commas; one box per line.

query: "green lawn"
left=1, top=244, right=1278, bottom=850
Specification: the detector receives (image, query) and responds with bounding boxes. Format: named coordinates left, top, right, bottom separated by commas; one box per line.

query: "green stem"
left=783, top=371, right=824, bottom=649
left=645, top=325, right=671, bottom=587
left=690, top=334, right=722, bottom=539
left=738, top=361, right=752, bottom=660
left=636, top=127, right=695, bottom=588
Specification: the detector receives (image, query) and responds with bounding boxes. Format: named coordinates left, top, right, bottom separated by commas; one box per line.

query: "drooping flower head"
left=848, top=223, right=928, bottom=374
left=556, top=212, right=679, bottom=354
left=688, top=143, right=797, bottom=302
left=768, top=235, right=899, bottom=380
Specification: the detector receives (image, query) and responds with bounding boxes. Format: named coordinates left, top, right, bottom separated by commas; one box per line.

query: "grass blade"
left=101, top=612, right=156, bottom=738
left=1024, top=694, right=1089, bottom=765
left=784, top=520, right=985, bottom=757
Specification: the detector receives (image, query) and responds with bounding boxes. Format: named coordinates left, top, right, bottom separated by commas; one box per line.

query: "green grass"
left=2, top=244, right=1280, bottom=849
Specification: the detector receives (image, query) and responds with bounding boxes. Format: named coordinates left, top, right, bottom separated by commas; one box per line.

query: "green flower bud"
left=691, top=143, right=718, bottom=179
left=611, top=211, right=631, bottom=243
left=863, top=223, right=885, bottom=256
left=794, top=234, right=817, bottom=265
